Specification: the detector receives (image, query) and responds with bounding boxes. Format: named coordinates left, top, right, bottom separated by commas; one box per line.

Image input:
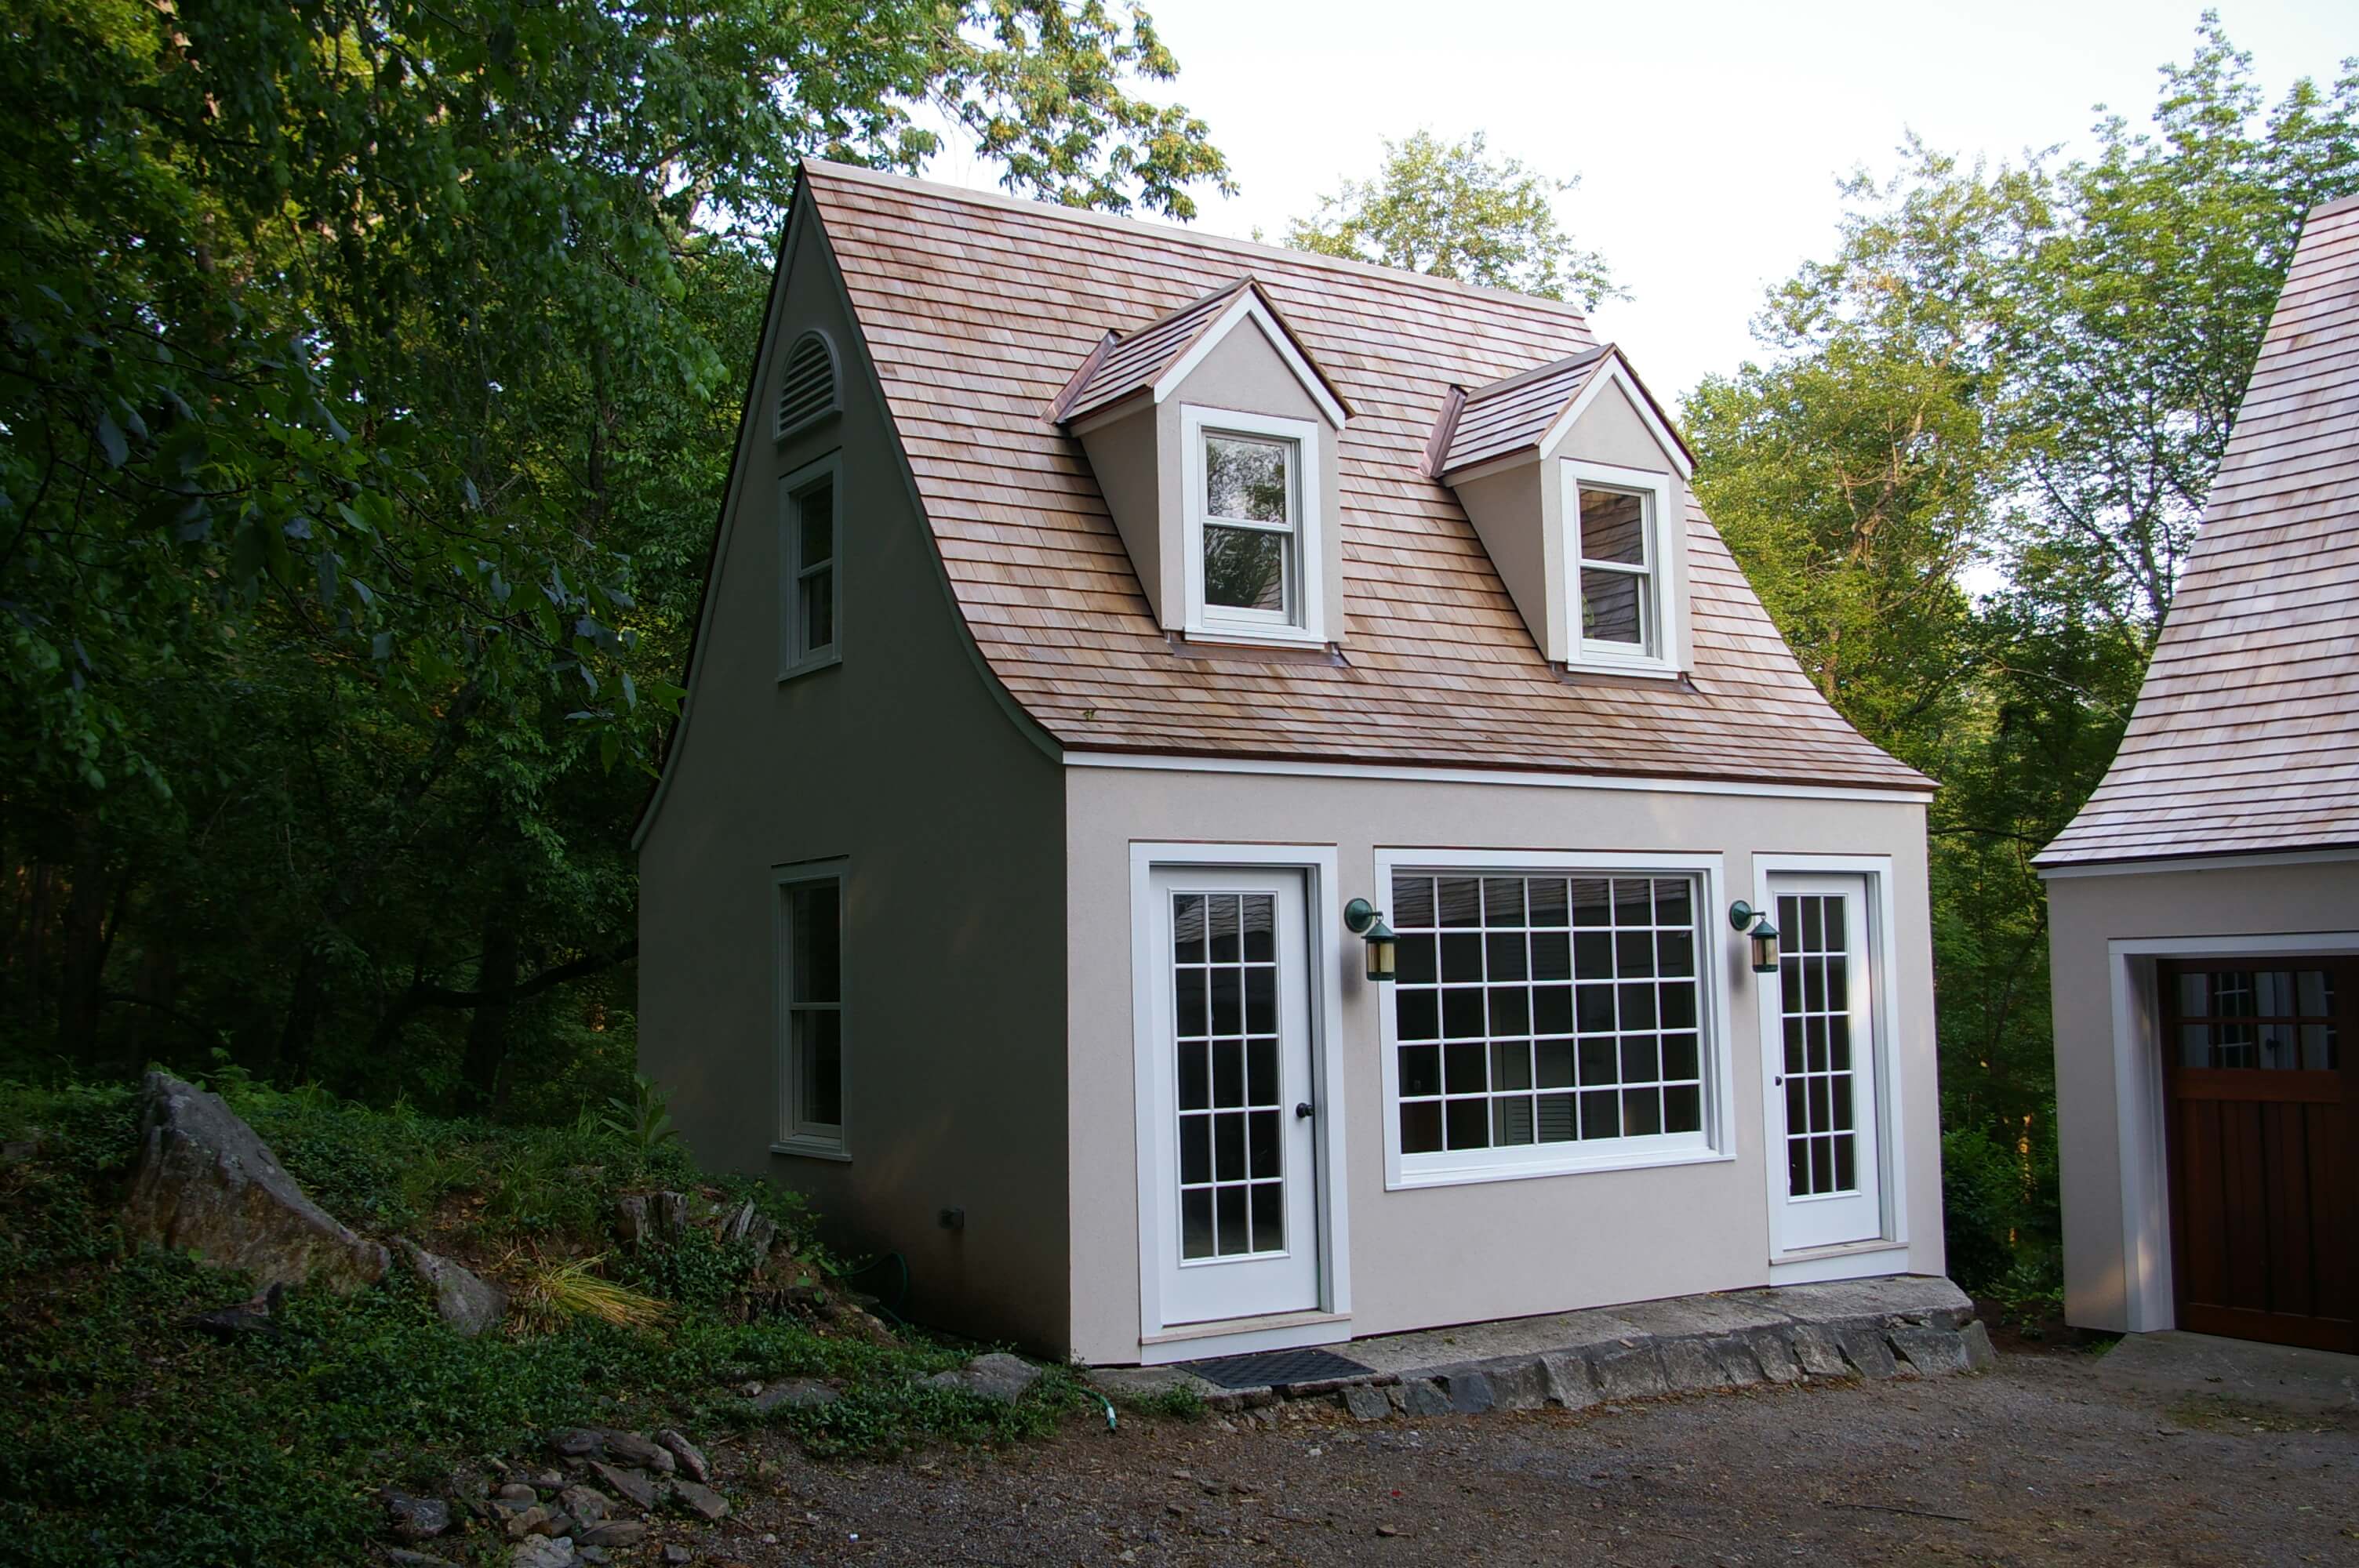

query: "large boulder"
left=122, top=1072, right=389, bottom=1293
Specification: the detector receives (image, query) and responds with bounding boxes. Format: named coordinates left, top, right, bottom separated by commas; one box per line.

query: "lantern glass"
left=1750, top=921, right=1780, bottom=975
left=1365, top=918, right=1398, bottom=982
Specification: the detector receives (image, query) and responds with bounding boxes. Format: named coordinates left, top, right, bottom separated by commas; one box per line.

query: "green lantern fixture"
left=1728, top=901, right=1781, bottom=975
left=1343, top=898, right=1398, bottom=982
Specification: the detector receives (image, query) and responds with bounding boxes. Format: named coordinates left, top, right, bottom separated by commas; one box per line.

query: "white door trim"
left=1751, top=854, right=1907, bottom=1266
left=1129, top=842, right=1350, bottom=1356
left=2103, top=929, right=2359, bottom=1333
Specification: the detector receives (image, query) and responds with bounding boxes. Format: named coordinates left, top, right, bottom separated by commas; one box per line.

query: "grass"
left=0, top=1073, right=1084, bottom=1567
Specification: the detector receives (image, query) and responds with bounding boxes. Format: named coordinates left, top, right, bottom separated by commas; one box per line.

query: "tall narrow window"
left=1576, top=485, right=1653, bottom=654
left=779, top=456, right=841, bottom=676
left=777, top=869, right=845, bottom=1153
left=1182, top=406, right=1327, bottom=644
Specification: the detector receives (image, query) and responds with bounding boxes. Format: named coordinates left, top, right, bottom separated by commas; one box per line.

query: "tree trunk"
left=53, top=823, right=111, bottom=1068
left=460, top=895, right=522, bottom=1111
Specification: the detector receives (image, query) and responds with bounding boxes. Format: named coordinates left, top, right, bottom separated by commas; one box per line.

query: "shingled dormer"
left=1052, top=280, right=1351, bottom=649
left=1430, top=346, right=1696, bottom=677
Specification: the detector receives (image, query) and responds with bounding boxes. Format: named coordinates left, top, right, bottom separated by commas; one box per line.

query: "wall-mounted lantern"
left=1728, top=901, right=1781, bottom=975
left=1343, top=898, right=1398, bottom=982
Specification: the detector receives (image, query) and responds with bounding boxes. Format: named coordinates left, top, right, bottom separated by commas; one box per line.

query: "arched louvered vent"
left=774, top=330, right=839, bottom=440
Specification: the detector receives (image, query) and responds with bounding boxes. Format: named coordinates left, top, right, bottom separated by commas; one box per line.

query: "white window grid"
left=1197, top=430, right=1299, bottom=626
left=1170, top=891, right=1288, bottom=1260
left=1560, top=459, right=1677, bottom=674
left=1776, top=891, right=1857, bottom=1197
left=1390, top=873, right=1707, bottom=1160
left=1180, top=405, right=1328, bottom=646
left=1575, top=485, right=1653, bottom=652
left=779, top=454, right=841, bottom=677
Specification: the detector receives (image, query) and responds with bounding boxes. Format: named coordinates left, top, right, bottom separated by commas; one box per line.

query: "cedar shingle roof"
left=2039, top=193, right=2359, bottom=866
left=1050, top=278, right=1348, bottom=426
left=803, top=162, right=1925, bottom=790
left=1431, top=345, right=1694, bottom=480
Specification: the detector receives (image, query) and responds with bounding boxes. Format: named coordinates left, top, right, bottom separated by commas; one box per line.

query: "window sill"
left=1387, top=1142, right=1730, bottom=1192
left=1169, top=630, right=1343, bottom=664
left=776, top=650, right=842, bottom=684
left=769, top=1137, right=850, bottom=1163
left=1185, top=622, right=1329, bottom=652
left=1562, top=655, right=1684, bottom=684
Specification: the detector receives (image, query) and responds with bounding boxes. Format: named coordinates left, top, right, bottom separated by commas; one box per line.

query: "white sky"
left=920, top=0, right=2356, bottom=402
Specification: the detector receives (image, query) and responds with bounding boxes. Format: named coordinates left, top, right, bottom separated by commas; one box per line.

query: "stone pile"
left=377, top=1425, right=732, bottom=1567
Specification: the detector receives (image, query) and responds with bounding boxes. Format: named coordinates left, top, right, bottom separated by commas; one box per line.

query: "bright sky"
left=921, top=1, right=2356, bottom=403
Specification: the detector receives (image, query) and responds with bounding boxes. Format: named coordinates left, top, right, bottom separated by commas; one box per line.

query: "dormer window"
left=1568, top=463, right=1675, bottom=669
left=1184, top=408, right=1326, bottom=642
left=1052, top=279, right=1350, bottom=652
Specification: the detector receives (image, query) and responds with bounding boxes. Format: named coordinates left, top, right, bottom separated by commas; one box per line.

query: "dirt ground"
left=671, top=1345, right=2359, bottom=1567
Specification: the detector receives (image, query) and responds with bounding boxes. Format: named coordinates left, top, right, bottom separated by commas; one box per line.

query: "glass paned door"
left=1765, top=872, right=1885, bottom=1252
left=1145, top=866, right=1321, bottom=1328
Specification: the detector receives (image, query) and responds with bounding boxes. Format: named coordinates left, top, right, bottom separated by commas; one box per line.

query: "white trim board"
left=1126, top=841, right=1353, bottom=1351
left=1180, top=405, right=1329, bottom=648
left=1154, top=296, right=1350, bottom=429
left=1539, top=356, right=1696, bottom=481
left=2101, top=928, right=2359, bottom=1334
left=1065, top=750, right=1935, bottom=805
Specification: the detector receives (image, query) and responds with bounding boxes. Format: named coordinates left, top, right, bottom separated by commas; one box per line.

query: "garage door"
left=2159, top=958, right=2357, bottom=1352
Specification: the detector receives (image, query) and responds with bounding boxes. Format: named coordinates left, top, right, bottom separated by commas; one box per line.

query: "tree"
left=1283, top=131, right=1621, bottom=309
left=1, top=0, right=1228, bottom=1102
left=1684, top=17, right=2359, bottom=1293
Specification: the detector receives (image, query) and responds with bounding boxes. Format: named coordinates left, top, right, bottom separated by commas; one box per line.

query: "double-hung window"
left=1564, top=460, right=1675, bottom=672
left=779, top=455, right=841, bottom=677
left=1379, top=852, right=1726, bottom=1186
left=775, top=863, right=845, bottom=1156
left=1182, top=406, right=1326, bottom=644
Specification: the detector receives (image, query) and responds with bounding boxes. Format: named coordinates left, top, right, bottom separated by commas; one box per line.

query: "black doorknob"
left=1295, top=1102, right=1315, bottom=1120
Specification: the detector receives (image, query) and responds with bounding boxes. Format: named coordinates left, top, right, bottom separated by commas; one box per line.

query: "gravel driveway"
left=682, top=1346, right=2357, bottom=1566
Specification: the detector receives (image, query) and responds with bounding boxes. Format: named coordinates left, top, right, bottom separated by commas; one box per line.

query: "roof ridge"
left=1463, top=343, right=1616, bottom=404
left=799, top=158, right=1598, bottom=324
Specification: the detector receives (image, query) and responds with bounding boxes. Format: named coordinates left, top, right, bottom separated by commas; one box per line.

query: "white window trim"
left=777, top=452, right=842, bottom=681
left=1129, top=841, right=1351, bottom=1352
left=1373, top=847, right=1736, bottom=1191
left=772, top=857, right=849, bottom=1160
left=1180, top=405, right=1328, bottom=648
left=1561, top=459, right=1679, bottom=677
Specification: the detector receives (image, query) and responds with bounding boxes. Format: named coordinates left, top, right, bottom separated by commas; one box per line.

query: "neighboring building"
left=2037, top=194, right=2359, bottom=1356
left=636, top=162, right=1943, bottom=1364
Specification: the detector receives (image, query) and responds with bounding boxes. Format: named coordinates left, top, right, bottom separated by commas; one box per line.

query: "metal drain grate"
left=1180, top=1346, right=1374, bottom=1390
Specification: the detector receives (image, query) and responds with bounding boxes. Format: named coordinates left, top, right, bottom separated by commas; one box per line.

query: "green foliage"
left=0, top=1078, right=1057, bottom=1566
left=1, top=0, right=1227, bottom=1106
left=1284, top=130, right=1623, bottom=310
left=1686, top=17, right=2359, bottom=1301
left=600, top=1070, right=681, bottom=1153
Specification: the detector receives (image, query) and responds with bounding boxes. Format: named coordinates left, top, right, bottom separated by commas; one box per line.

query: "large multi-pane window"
left=776, top=869, right=844, bottom=1153
left=1390, top=869, right=1709, bottom=1171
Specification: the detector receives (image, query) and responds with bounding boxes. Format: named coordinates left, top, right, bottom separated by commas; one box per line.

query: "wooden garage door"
left=2160, top=958, right=2357, bottom=1352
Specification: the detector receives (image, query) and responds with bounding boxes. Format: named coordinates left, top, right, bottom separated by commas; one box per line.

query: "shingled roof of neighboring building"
left=800, top=161, right=1926, bottom=790
left=2039, top=193, right=2359, bottom=866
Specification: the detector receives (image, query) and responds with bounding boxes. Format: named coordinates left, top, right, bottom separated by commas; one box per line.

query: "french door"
left=1140, top=866, right=1322, bottom=1327
left=2159, top=958, right=2356, bottom=1352
left=1764, top=873, right=1886, bottom=1253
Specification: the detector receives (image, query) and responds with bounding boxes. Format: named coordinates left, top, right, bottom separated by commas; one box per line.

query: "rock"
left=663, top=1546, right=695, bottom=1566
left=1, top=1130, right=43, bottom=1163
left=1743, top=1328, right=1805, bottom=1384
left=392, top=1239, right=507, bottom=1336
left=1398, top=1378, right=1452, bottom=1416
left=671, top=1479, right=729, bottom=1522
left=1658, top=1338, right=1729, bottom=1392
left=558, top=1486, right=611, bottom=1525
left=1540, top=1352, right=1601, bottom=1409
left=122, top=1073, right=388, bottom=1293
left=548, top=1428, right=605, bottom=1459
left=1590, top=1344, right=1669, bottom=1401
left=383, top=1490, right=453, bottom=1541
left=503, top=1505, right=553, bottom=1540
left=387, top=1552, right=460, bottom=1568
left=1837, top=1326, right=1901, bottom=1378
left=1790, top=1323, right=1852, bottom=1377
left=180, top=1283, right=293, bottom=1342
left=1889, top=1327, right=1972, bottom=1376
left=578, top=1552, right=609, bottom=1567
left=1706, top=1335, right=1765, bottom=1387
left=612, top=1195, right=652, bottom=1247
left=525, top=1468, right=566, bottom=1492
left=587, top=1461, right=659, bottom=1512
left=752, top=1377, right=840, bottom=1412
left=925, top=1351, right=1042, bottom=1404
left=510, top=1537, right=576, bottom=1568
left=496, top=1483, right=540, bottom=1506
left=655, top=1191, right=692, bottom=1239
left=1440, top=1370, right=1496, bottom=1414
left=654, top=1429, right=711, bottom=1484
left=577, top=1521, right=648, bottom=1547
left=721, top=1199, right=778, bottom=1255
left=602, top=1431, right=674, bottom=1474
left=1961, top=1319, right=1998, bottom=1371
left=1341, top=1385, right=1391, bottom=1421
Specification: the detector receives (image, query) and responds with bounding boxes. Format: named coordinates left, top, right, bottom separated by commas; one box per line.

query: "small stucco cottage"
left=637, top=162, right=1945, bottom=1365
left=2037, top=194, right=2359, bottom=1356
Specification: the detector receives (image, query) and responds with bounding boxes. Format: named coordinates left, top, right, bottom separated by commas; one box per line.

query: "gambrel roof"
left=2041, top=193, right=2359, bottom=866
left=800, top=162, right=1925, bottom=791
